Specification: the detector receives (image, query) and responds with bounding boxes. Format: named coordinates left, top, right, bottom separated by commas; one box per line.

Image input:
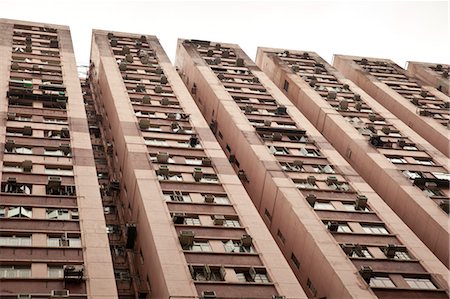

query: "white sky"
left=1, top=0, right=449, bottom=69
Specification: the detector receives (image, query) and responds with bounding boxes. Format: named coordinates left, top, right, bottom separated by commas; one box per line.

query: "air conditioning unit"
left=155, top=67, right=163, bottom=75
left=173, top=213, right=186, bottom=224
left=228, top=154, right=236, bottom=163
left=119, top=62, right=127, bottom=71
left=5, top=139, right=15, bottom=151
left=60, top=127, right=70, bottom=138
left=204, top=194, right=215, bottom=203
left=353, top=93, right=361, bottom=101
left=326, top=176, right=338, bottom=185
left=110, top=38, right=118, bottom=47
left=272, top=132, right=282, bottom=141
left=420, top=90, right=428, bottom=98
left=355, top=102, right=362, bottom=111
left=341, top=243, right=354, bottom=255
left=49, top=39, right=59, bottom=48
left=214, top=57, right=221, bottom=65
left=355, top=195, right=368, bottom=210
left=240, top=234, right=252, bottom=247
left=107, top=32, right=114, bottom=39
left=327, top=91, right=337, bottom=100
left=154, top=85, right=163, bottom=93
left=272, top=296, right=286, bottom=299
left=48, top=176, right=62, bottom=188
left=161, top=97, right=170, bottom=106
left=359, top=266, right=373, bottom=283
left=201, top=291, right=217, bottom=299
left=339, top=99, right=348, bottom=110
left=222, top=50, right=230, bottom=58
left=202, top=157, right=212, bottom=166
left=439, top=200, right=449, bottom=213
left=140, top=55, right=149, bottom=64
left=291, top=65, right=300, bottom=72
left=383, top=244, right=397, bottom=258
left=360, top=58, right=368, bottom=65
left=161, top=75, right=168, bottom=84
left=51, top=289, right=69, bottom=298
left=63, top=265, right=84, bottom=282
left=23, top=126, right=32, bottom=136
left=193, top=168, right=203, bottom=181
left=327, top=221, right=339, bottom=232
left=368, top=113, right=377, bottom=122
left=139, top=119, right=150, bottom=130
left=238, top=170, right=248, bottom=181
left=206, top=49, right=214, bottom=57
left=276, top=105, right=287, bottom=115
left=309, top=77, right=317, bottom=87
left=142, top=95, right=151, bottom=104
left=213, top=215, right=225, bottom=225
left=7, top=112, right=16, bottom=120
left=245, top=105, right=254, bottom=113
left=156, top=152, right=169, bottom=163
left=397, top=139, right=406, bottom=148
left=217, top=73, right=225, bottom=80
left=179, top=230, right=195, bottom=246
left=235, top=58, right=244, bottom=67
left=22, top=160, right=32, bottom=172
left=189, top=135, right=199, bottom=147
left=307, top=175, right=316, bottom=184
left=306, top=194, right=316, bottom=207
left=121, top=46, right=130, bottom=55
left=419, top=109, right=431, bottom=116
left=157, top=165, right=169, bottom=176
left=59, top=143, right=71, bottom=155
left=125, top=54, right=134, bottom=63
left=17, top=295, right=31, bottom=299
left=381, top=126, right=391, bottom=135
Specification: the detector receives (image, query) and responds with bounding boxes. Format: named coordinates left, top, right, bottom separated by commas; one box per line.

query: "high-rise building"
left=87, top=30, right=305, bottom=298
left=332, top=55, right=449, bottom=157
left=0, top=19, right=117, bottom=298
left=176, top=39, right=449, bottom=299
left=255, top=48, right=449, bottom=267
left=407, top=61, right=449, bottom=95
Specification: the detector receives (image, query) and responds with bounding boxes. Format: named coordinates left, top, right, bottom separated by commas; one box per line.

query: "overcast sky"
left=1, top=0, right=449, bottom=69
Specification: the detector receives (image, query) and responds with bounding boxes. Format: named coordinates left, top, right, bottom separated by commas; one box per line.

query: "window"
left=48, top=265, right=64, bottom=278
left=307, top=278, right=317, bottom=296
left=337, top=223, right=352, bottom=233
left=433, top=172, right=450, bottom=181
left=415, top=158, right=435, bottom=166
left=404, top=277, right=437, bottom=289
left=144, top=138, right=168, bottom=146
left=328, top=182, right=350, bottom=192
left=300, top=148, right=320, bottom=157
left=44, top=148, right=69, bottom=157
left=2, top=164, right=23, bottom=172
left=343, top=202, right=370, bottom=212
left=0, top=235, right=31, bottom=246
left=235, top=268, right=269, bottom=283
left=402, top=170, right=421, bottom=180
left=3, top=206, right=32, bottom=218
left=277, top=229, right=285, bottom=243
left=2, top=182, right=32, bottom=194
left=370, top=276, right=395, bottom=288
left=189, top=241, right=212, bottom=252
left=295, top=180, right=318, bottom=189
left=269, top=146, right=290, bottom=155
left=350, top=246, right=372, bottom=258
left=213, top=195, right=230, bottom=204
left=312, top=164, right=335, bottom=173
left=283, top=80, right=289, bottom=91
left=0, top=265, right=31, bottom=278
left=190, top=265, right=224, bottom=281
left=387, top=156, right=407, bottom=164
left=185, top=158, right=203, bottom=165
left=47, top=235, right=81, bottom=247
left=184, top=216, right=201, bottom=226
left=223, top=240, right=255, bottom=253
left=223, top=218, right=241, bottom=227
left=9, top=146, right=33, bottom=154
left=362, top=224, right=389, bottom=235
left=314, top=202, right=335, bottom=210
left=163, top=191, right=192, bottom=202
left=45, top=167, right=74, bottom=175
left=281, top=162, right=303, bottom=172
left=46, top=209, right=77, bottom=220
left=291, top=253, right=300, bottom=269
left=199, top=174, right=220, bottom=183
left=393, top=250, right=411, bottom=260
left=158, top=173, right=183, bottom=181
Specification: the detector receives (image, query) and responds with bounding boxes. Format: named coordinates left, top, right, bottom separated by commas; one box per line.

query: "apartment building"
left=0, top=19, right=117, bottom=298
left=255, top=47, right=449, bottom=267
left=176, top=39, right=450, bottom=299
left=407, top=61, right=449, bottom=95
left=87, top=30, right=305, bottom=298
left=333, top=55, right=449, bottom=157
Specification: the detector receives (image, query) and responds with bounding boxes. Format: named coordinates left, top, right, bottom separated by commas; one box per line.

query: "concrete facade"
left=176, top=39, right=450, bottom=299
left=256, top=48, right=450, bottom=267
left=333, top=55, right=449, bottom=158
left=0, top=19, right=117, bottom=298
left=88, top=30, right=305, bottom=298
